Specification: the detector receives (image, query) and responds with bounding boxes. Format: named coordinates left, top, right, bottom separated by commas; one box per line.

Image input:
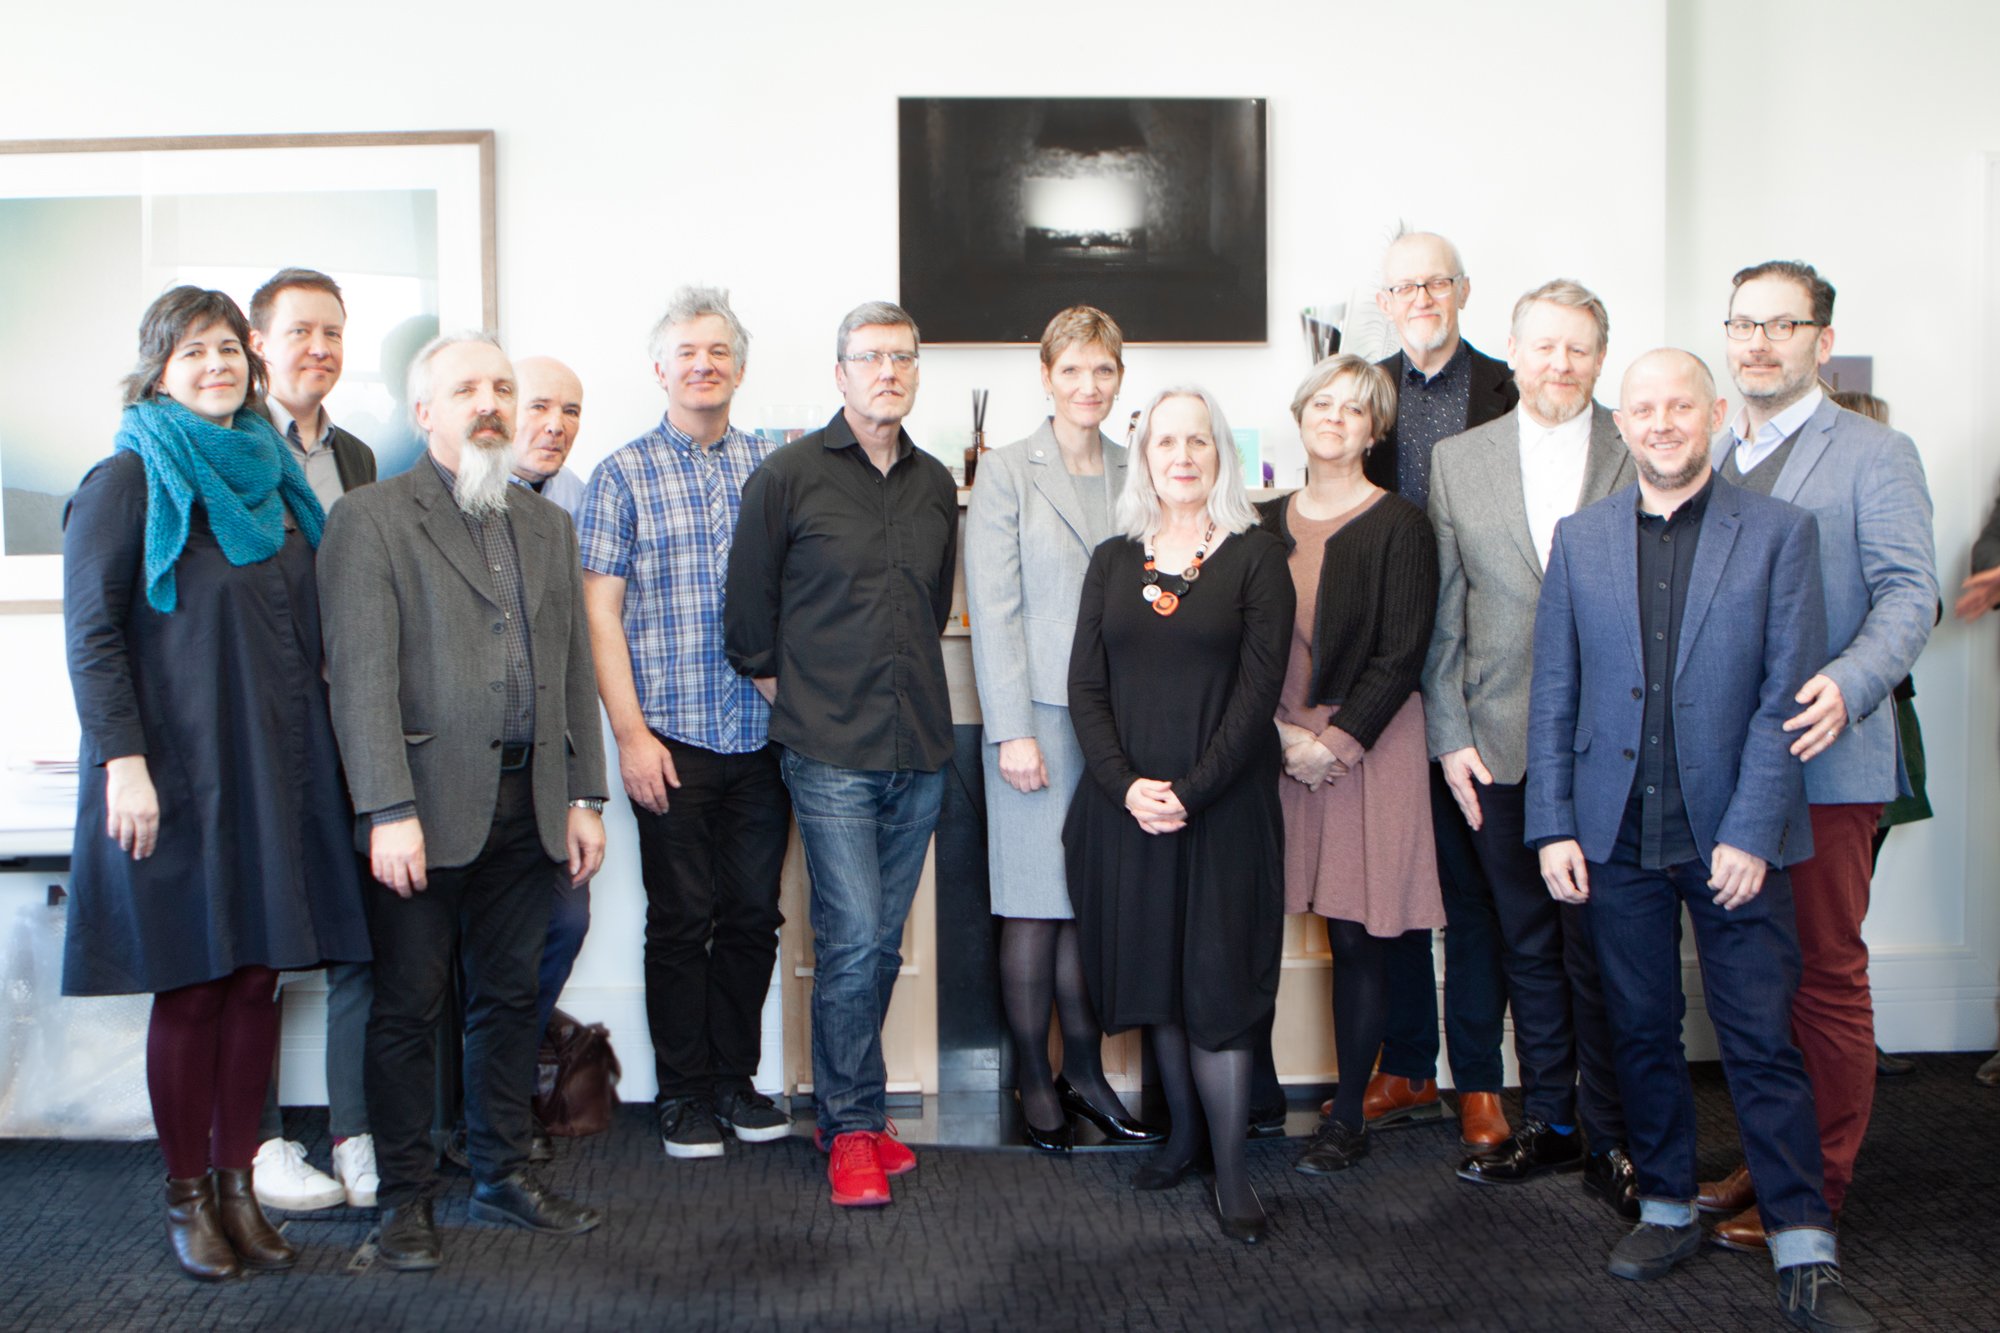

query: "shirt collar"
left=659, top=412, right=749, bottom=457
left=822, top=409, right=913, bottom=463
left=1403, top=339, right=1470, bottom=388
left=1729, top=385, right=1822, bottom=449
left=1517, top=403, right=1592, bottom=449
left=1636, top=470, right=1716, bottom=525
left=268, top=397, right=333, bottom=451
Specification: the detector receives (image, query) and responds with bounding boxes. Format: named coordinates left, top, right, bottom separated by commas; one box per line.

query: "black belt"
left=498, top=742, right=532, bottom=771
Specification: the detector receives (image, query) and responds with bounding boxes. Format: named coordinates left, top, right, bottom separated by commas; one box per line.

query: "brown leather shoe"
left=165, top=1174, right=240, bottom=1282
left=1455, top=1092, right=1510, bottom=1149
left=214, top=1167, right=298, bottom=1271
left=1709, top=1204, right=1767, bottom=1253
left=1697, top=1164, right=1756, bottom=1215
left=1361, top=1074, right=1445, bottom=1127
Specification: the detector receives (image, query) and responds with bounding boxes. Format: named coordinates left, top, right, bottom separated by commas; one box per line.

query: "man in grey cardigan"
left=319, top=332, right=608, bottom=1271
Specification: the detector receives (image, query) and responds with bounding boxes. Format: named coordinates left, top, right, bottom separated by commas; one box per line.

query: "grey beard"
left=1527, top=385, right=1591, bottom=425
left=455, top=440, right=514, bottom=517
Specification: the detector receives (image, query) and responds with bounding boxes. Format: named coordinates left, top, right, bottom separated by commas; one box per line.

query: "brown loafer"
left=1456, top=1092, right=1511, bottom=1150
left=165, top=1174, right=240, bottom=1282
left=1361, top=1074, right=1445, bottom=1127
left=215, top=1167, right=298, bottom=1271
left=1709, top=1204, right=1767, bottom=1253
left=1697, top=1164, right=1756, bottom=1215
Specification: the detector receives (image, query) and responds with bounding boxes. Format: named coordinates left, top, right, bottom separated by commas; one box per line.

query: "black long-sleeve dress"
left=61, top=451, right=369, bottom=996
left=1062, top=528, right=1295, bottom=1051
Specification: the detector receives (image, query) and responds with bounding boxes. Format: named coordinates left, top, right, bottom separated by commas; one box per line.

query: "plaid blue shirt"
left=578, top=417, right=776, bottom=754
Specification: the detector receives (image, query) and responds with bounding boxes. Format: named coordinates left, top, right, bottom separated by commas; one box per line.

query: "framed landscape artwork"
left=0, top=130, right=495, bottom=607
left=898, top=98, right=1268, bottom=345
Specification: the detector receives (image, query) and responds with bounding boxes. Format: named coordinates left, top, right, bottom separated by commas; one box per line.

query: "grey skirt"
left=984, top=700, right=1086, bottom=919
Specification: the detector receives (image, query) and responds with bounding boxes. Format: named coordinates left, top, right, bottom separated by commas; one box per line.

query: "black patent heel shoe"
left=1212, top=1182, right=1268, bottom=1245
left=1056, top=1074, right=1164, bottom=1144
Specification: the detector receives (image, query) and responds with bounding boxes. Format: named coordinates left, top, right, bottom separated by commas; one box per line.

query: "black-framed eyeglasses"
left=1722, top=317, right=1820, bottom=342
left=841, top=350, right=919, bottom=368
left=1383, top=275, right=1463, bottom=301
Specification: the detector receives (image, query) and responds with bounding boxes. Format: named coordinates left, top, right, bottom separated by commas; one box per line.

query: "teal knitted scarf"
left=113, top=397, right=326, bottom=614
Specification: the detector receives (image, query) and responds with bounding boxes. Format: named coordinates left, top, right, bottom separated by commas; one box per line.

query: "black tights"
left=1149, top=1024, right=1256, bottom=1216
left=999, top=918, right=1124, bottom=1129
left=1324, top=918, right=1390, bottom=1128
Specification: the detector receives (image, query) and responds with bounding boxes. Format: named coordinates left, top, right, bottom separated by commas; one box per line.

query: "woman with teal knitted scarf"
left=60, top=286, right=369, bottom=1283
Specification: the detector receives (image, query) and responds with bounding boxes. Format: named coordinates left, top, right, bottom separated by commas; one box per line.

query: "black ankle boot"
left=165, top=1174, right=240, bottom=1281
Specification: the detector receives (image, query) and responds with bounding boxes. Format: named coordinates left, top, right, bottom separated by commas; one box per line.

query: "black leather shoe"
left=1606, top=1220, right=1702, bottom=1281
left=1873, top=1046, right=1915, bottom=1077
left=1776, top=1262, right=1877, bottom=1331
left=1212, top=1182, right=1268, bottom=1244
left=1055, top=1075, right=1164, bottom=1144
left=530, top=1119, right=556, bottom=1163
left=1021, top=1114, right=1073, bottom=1153
left=1582, top=1145, right=1641, bottom=1219
left=1294, top=1117, right=1369, bottom=1176
left=377, top=1197, right=442, bottom=1272
left=1247, top=1103, right=1289, bottom=1139
left=1455, top=1119, right=1586, bottom=1184
left=1132, top=1146, right=1208, bottom=1191
left=468, top=1172, right=602, bottom=1235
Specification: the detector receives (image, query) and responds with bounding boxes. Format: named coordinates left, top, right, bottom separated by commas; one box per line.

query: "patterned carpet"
left=1, top=1055, right=1993, bottom=1332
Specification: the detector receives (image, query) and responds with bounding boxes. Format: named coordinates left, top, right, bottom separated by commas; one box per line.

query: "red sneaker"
left=827, top=1131, right=890, bottom=1207
left=813, top=1121, right=916, bottom=1176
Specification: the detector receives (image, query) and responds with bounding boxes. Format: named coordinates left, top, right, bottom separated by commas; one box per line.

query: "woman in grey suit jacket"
left=965, top=307, right=1159, bottom=1151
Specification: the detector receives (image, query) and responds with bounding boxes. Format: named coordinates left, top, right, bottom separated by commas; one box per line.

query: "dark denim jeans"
left=535, top=880, right=590, bottom=1042
left=780, top=749, right=942, bottom=1137
left=1588, top=832, right=1834, bottom=1258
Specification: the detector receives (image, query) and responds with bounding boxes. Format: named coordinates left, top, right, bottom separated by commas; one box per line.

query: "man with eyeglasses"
left=1358, top=230, right=1521, bottom=1153
left=1695, top=261, right=1936, bottom=1262
left=725, top=301, right=957, bottom=1208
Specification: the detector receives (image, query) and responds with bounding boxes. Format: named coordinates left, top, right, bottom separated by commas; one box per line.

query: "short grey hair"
left=1116, top=386, right=1260, bottom=542
left=1510, top=278, right=1610, bottom=352
left=836, top=301, right=920, bottom=362
left=407, top=329, right=506, bottom=430
left=648, top=285, right=750, bottom=366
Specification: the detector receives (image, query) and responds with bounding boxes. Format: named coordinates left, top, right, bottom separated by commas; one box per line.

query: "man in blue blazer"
left=1697, top=262, right=1937, bottom=1252
left=1528, top=350, right=1873, bottom=1331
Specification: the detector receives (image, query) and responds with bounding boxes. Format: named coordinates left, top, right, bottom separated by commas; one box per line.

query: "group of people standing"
left=56, top=228, right=1956, bottom=1332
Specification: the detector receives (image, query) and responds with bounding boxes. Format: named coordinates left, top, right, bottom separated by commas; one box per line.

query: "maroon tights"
left=147, top=966, right=281, bottom=1178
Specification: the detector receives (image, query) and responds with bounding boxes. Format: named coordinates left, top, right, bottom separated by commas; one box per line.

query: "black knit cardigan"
left=1253, top=491, right=1439, bottom=751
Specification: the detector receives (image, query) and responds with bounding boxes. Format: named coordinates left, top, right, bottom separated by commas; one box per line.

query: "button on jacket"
left=724, top=410, right=959, bottom=774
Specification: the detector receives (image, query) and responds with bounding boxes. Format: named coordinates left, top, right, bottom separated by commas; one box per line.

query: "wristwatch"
left=568, top=798, right=606, bottom=813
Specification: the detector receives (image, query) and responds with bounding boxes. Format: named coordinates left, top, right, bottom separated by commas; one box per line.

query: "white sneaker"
left=331, top=1133, right=380, bottom=1208
left=251, top=1137, right=345, bottom=1211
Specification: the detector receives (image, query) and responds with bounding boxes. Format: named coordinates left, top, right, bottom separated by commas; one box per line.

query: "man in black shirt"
left=1526, top=350, right=1869, bottom=1331
left=725, top=301, right=957, bottom=1209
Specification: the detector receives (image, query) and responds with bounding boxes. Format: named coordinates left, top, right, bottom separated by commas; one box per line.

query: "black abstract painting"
left=898, top=98, right=1268, bottom=344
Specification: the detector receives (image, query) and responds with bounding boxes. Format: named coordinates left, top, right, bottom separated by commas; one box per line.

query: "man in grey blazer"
left=319, top=332, right=608, bottom=1270
left=1528, top=350, right=1872, bottom=1330
left=1425, top=280, right=1635, bottom=1210
left=1699, top=261, right=1938, bottom=1252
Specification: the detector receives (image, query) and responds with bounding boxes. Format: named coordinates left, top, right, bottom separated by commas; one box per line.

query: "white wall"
left=11, top=0, right=1991, bottom=1094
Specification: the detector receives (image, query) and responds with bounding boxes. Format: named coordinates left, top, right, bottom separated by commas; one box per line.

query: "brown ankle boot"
left=165, top=1174, right=240, bottom=1281
left=214, top=1167, right=298, bottom=1271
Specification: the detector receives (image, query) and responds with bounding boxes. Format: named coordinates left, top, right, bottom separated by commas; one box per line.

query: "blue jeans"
left=780, top=749, right=942, bottom=1136
left=1588, top=815, right=1834, bottom=1264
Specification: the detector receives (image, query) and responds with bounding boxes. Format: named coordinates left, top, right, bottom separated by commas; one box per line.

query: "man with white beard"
left=318, top=332, right=609, bottom=1272
left=1423, top=281, right=1636, bottom=1211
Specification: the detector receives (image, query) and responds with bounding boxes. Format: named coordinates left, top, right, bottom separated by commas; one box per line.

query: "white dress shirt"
left=1518, top=405, right=1592, bottom=571
left=1726, top=386, right=1823, bottom=474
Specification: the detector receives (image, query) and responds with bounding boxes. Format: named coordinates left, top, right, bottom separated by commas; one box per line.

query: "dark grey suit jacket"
left=317, top=457, right=606, bottom=867
left=1421, top=403, right=1635, bottom=783
left=1363, top=340, right=1519, bottom=496
left=330, top=425, right=377, bottom=494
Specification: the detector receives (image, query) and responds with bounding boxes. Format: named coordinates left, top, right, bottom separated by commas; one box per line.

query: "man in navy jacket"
left=1527, top=350, right=1872, bottom=1331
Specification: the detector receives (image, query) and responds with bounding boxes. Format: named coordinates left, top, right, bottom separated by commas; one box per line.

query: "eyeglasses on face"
left=841, top=350, right=919, bottom=368
left=1722, top=317, right=1820, bottom=342
left=1383, top=275, right=1463, bottom=301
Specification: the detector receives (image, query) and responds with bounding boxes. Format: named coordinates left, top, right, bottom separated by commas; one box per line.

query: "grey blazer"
left=1421, top=403, right=1634, bottom=783
left=1711, top=395, right=1936, bottom=804
left=964, top=422, right=1127, bottom=741
left=317, top=457, right=607, bottom=868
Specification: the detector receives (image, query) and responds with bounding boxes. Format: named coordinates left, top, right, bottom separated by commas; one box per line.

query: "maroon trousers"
left=1787, top=802, right=1883, bottom=1214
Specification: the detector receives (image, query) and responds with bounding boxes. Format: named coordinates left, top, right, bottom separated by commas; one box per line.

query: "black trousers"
left=1466, top=780, right=1625, bottom=1144
left=364, top=771, right=559, bottom=1206
left=634, top=738, right=789, bottom=1101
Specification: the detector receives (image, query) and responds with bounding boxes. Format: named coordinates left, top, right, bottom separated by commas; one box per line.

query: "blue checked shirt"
left=577, top=417, right=776, bottom=754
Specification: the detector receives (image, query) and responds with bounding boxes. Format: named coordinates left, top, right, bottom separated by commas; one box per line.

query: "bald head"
left=1377, top=230, right=1470, bottom=364
left=1614, top=349, right=1726, bottom=494
left=512, top=355, right=585, bottom=484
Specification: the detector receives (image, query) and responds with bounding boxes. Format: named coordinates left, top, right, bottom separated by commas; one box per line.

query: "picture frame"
left=0, top=130, right=496, bottom=609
